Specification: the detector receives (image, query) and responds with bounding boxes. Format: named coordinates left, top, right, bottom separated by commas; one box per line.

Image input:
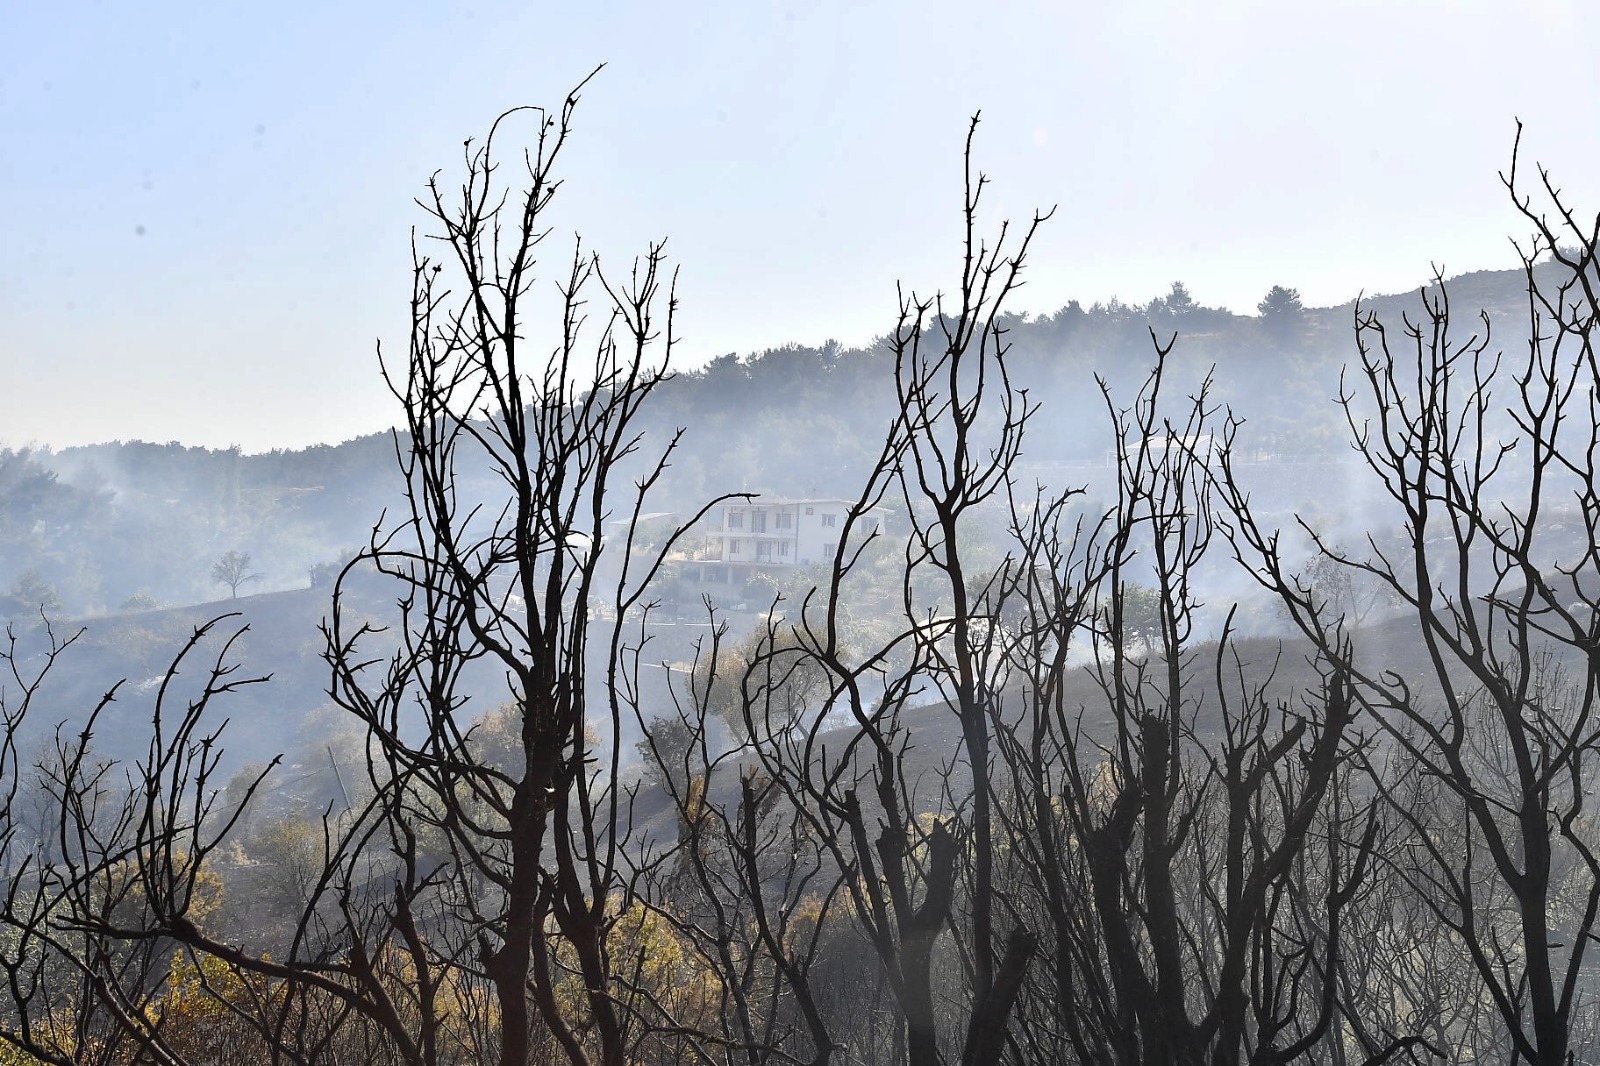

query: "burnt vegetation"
left=5, top=81, right=1600, bottom=1066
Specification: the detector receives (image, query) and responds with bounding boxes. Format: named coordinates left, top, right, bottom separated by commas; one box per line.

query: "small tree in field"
left=210, top=549, right=257, bottom=598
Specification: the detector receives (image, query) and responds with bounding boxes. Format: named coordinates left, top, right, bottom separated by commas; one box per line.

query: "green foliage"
left=1258, top=284, right=1306, bottom=345
left=468, top=701, right=527, bottom=777
left=116, top=592, right=158, bottom=612
left=246, top=815, right=325, bottom=915
left=687, top=625, right=827, bottom=741
left=740, top=570, right=783, bottom=605
left=1163, top=279, right=1196, bottom=313
left=1104, top=581, right=1163, bottom=650
left=0, top=569, right=60, bottom=619
left=635, top=714, right=695, bottom=789
left=1258, top=284, right=1303, bottom=317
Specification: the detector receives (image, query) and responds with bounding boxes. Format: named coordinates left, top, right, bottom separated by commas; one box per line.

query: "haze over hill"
left=9, top=35, right=1600, bottom=1056
left=0, top=261, right=1549, bottom=621
left=0, top=260, right=1562, bottom=787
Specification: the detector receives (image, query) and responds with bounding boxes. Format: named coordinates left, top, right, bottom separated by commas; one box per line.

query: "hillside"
left=1, top=260, right=1549, bottom=627
left=0, top=259, right=1560, bottom=793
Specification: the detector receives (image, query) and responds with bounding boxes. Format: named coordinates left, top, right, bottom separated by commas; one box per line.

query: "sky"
left=3, top=0, right=1598, bottom=453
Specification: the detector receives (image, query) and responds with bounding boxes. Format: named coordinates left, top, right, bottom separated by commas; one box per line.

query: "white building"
left=694, top=498, right=887, bottom=581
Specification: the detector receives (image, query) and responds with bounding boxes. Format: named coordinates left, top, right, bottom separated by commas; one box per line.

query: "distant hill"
left=0, top=259, right=1552, bottom=623
left=2, top=253, right=1578, bottom=814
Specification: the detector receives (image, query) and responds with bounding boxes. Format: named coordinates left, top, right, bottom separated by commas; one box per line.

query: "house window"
left=729, top=539, right=741, bottom=555
left=779, top=542, right=790, bottom=557
left=757, top=542, right=773, bottom=561
left=752, top=510, right=768, bottom=533
left=776, top=512, right=792, bottom=529
left=821, top=513, right=837, bottom=527
left=728, top=510, right=744, bottom=529
left=823, top=542, right=836, bottom=558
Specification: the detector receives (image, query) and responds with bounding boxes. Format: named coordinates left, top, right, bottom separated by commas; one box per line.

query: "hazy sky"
left=4, top=1, right=1597, bottom=452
